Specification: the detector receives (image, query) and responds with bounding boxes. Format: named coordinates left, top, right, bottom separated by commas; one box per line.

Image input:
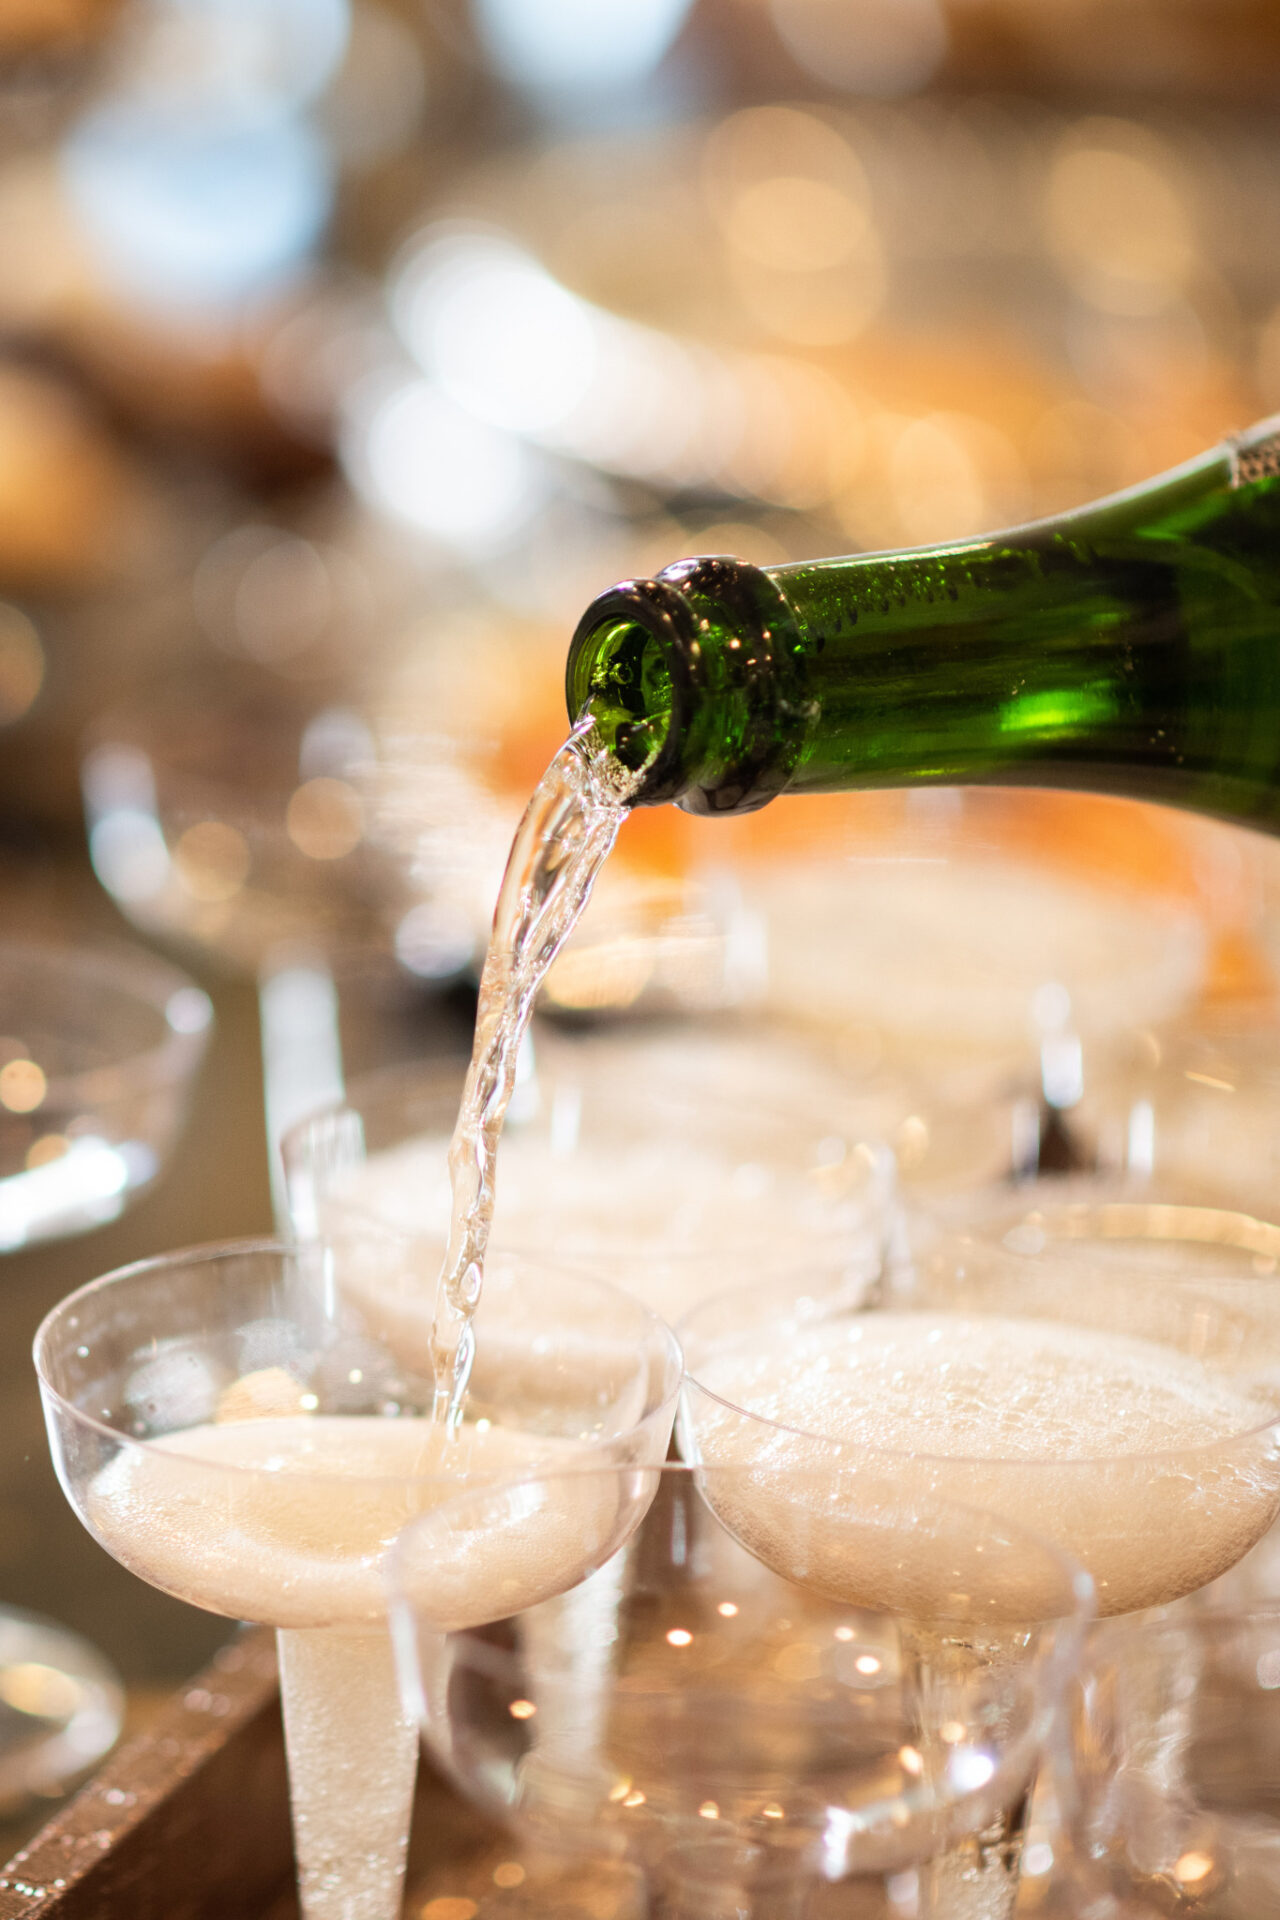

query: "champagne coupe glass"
left=387, top=1460, right=1093, bottom=1920
left=33, top=1240, right=682, bottom=1920
left=0, top=937, right=212, bottom=1251
left=0, top=933, right=212, bottom=1807
left=1009, top=999, right=1280, bottom=1209
left=943, top=1192, right=1280, bottom=1610
left=282, top=1018, right=909, bottom=1337
left=80, top=664, right=419, bottom=981
left=1060, top=1605, right=1280, bottom=1917
left=718, top=792, right=1217, bottom=1187
left=679, top=1227, right=1280, bottom=1916
left=938, top=1191, right=1280, bottom=1425
left=736, top=795, right=1208, bottom=1122
left=79, top=662, right=498, bottom=1177
left=945, top=1189, right=1280, bottom=1895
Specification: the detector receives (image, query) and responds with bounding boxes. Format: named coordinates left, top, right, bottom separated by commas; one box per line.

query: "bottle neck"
left=566, top=416, right=1280, bottom=821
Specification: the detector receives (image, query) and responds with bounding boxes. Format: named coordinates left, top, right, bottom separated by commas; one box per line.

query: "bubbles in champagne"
left=86, top=1414, right=589, bottom=1629
left=702, top=1314, right=1272, bottom=1460
left=693, top=1313, right=1280, bottom=1615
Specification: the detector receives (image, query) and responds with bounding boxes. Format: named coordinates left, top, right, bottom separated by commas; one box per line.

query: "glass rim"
left=280, top=1063, right=897, bottom=1257
left=386, top=1455, right=1097, bottom=1626
left=33, top=1235, right=683, bottom=1487
left=0, top=935, right=213, bottom=1098
left=943, top=1196, right=1280, bottom=1266
left=281, top=1042, right=904, bottom=1160
left=281, top=1055, right=467, bottom=1152
left=293, top=1201, right=887, bottom=1281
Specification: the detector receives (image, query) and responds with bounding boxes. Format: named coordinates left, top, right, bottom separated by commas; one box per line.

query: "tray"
left=0, top=1632, right=519, bottom=1920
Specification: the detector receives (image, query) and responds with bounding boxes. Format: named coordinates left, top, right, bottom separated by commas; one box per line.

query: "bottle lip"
left=569, top=553, right=803, bottom=812
left=566, top=571, right=708, bottom=805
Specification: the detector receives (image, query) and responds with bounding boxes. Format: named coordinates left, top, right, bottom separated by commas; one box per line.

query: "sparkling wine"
left=87, top=1412, right=592, bottom=1629
left=325, top=1082, right=886, bottom=1335
left=432, top=720, right=635, bottom=1429
left=692, top=1312, right=1280, bottom=1616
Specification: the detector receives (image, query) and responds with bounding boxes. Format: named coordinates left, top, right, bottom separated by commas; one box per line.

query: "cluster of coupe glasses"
left=24, top=912, right=1280, bottom=1918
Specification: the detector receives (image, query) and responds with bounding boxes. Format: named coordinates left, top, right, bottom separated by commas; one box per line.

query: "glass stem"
left=276, top=1623, right=419, bottom=1920
left=900, top=1622, right=1031, bottom=1920
left=916, top=1788, right=1031, bottom=1920
left=1110, top=1617, right=1205, bottom=1884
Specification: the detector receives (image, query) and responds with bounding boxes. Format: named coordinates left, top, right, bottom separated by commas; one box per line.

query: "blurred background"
left=6, top=0, right=1280, bottom=1833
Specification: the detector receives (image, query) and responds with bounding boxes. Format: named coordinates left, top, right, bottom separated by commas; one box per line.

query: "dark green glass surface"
left=566, top=417, right=1280, bottom=827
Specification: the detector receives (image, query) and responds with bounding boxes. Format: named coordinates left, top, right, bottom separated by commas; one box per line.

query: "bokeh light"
left=388, top=218, right=880, bottom=513
left=193, top=525, right=373, bottom=672
left=1046, top=120, right=1196, bottom=315
left=0, top=1060, right=47, bottom=1114
left=769, top=0, right=948, bottom=97
left=473, top=0, right=694, bottom=99
left=63, top=105, right=331, bottom=314
left=82, top=745, right=172, bottom=905
left=703, top=105, right=885, bottom=345
left=132, top=0, right=351, bottom=115
left=398, top=229, right=599, bottom=436
left=285, top=777, right=364, bottom=860
left=343, top=372, right=539, bottom=552
left=886, top=413, right=1030, bottom=545
left=173, top=821, right=252, bottom=902
left=57, top=0, right=349, bottom=318
left=0, top=607, right=44, bottom=726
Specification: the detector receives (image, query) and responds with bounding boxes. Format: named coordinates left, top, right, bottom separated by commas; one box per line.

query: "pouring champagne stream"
left=430, top=717, right=638, bottom=1432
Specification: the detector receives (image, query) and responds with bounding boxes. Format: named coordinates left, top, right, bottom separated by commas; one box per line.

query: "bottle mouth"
left=566, top=555, right=801, bottom=814
left=568, top=613, right=673, bottom=776
left=566, top=575, right=697, bottom=804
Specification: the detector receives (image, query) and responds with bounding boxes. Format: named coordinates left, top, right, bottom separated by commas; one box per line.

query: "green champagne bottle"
left=565, top=413, right=1280, bottom=824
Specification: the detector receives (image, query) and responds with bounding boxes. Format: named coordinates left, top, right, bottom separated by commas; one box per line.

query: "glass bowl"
left=679, top=1225, right=1280, bottom=1621
left=388, top=1459, right=1092, bottom=1920
left=732, top=801, right=1208, bottom=1114
left=80, top=663, right=424, bottom=979
left=0, top=1605, right=124, bottom=1814
left=1026, top=999, right=1280, bottom=1211
left=282, top=1018, right=902, bottom=1336
left=938, top=1187, right=1280, bottom=1279
left=0, top=936, right=212, bottom=1249
left=940, top=1191, right=1280, bottom=1614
